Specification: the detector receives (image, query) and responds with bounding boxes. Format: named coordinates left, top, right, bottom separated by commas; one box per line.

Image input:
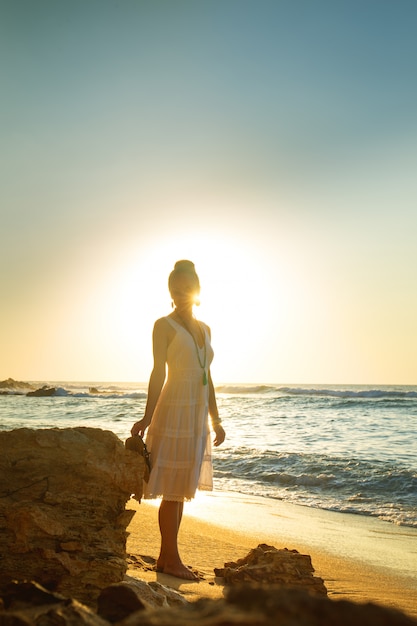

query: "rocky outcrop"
left=214, top=543, right=327, bottom=595
left=0, top=377, right=34, bottom=392
left=0, top=427, right=145, bottom=606
left=1, top=580, right=416, bottom=626
left=26, top=385, right=57, bottom=396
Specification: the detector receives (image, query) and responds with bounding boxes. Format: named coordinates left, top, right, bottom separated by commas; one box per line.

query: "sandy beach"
left=126, top=491, right=417, bottom=619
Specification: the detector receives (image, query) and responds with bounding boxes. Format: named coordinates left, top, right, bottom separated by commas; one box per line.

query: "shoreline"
left=126, top=490, right=417, bottom=618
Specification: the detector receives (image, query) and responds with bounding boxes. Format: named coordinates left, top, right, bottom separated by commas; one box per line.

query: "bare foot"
left=158, top=561, right=198, bottom=580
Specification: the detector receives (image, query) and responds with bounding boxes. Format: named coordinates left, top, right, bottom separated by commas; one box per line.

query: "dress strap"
left=165, top=316, right=207, bottom=348
left=165, top=316, right=183, bottom=331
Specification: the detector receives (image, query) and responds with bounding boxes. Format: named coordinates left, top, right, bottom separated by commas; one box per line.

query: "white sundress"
left=143, top=316, right=214, bottom=502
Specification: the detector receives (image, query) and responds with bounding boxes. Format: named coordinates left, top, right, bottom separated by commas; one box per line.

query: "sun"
left=94, top=229, right=277, bottom=382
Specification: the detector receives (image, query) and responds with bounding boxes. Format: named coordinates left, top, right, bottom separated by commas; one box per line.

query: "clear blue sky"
left=1, top=1, right=417, bottom=383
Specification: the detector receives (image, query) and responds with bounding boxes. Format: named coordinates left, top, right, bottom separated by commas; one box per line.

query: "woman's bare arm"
left=131, top=318, right=169, bottom=437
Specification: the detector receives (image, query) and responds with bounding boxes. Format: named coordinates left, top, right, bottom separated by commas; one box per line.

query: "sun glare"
left=93, top=230, right=278, bottom=382
left=40, top=219, right=327, bottom=383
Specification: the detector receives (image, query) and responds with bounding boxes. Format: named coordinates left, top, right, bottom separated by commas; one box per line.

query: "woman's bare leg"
left=156, top=499, right=197, bottom=580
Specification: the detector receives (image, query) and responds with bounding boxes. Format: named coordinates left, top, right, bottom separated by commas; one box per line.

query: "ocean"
left=1, top=380, right=416, bottom=528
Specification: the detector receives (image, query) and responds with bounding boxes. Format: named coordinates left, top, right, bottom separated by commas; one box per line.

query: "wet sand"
left=126, top=490, right=417, bottom=618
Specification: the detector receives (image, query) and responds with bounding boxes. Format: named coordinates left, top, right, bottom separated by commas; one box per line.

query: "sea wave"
left=53, top=388, right=148, bottom=400
left=215, top=384, right=277, bottom=395
left=3, top=378, right=416, bottom=401
left=277, top=387, right=417, bottom=399
left=213, top=447, right=417, bottom=527
left=0, top=382, right=147, bottom=400
left=213, top=383, right=417, bottom=400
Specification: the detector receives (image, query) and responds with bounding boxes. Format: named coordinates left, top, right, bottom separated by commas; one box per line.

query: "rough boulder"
left=0, top=427, right=145, bottom=606
left=214, top=543, right=327, bottom=595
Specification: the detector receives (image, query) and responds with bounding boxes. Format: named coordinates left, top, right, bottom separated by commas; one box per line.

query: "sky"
left=1, top=0, right=417, bottom=385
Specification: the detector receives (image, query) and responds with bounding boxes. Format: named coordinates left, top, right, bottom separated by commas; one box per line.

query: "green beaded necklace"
left=175, top=313, right=207, bottom=385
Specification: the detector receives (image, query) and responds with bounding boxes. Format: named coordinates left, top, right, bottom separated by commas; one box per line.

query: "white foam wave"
left=278, top=387, right=417, bottom=399
left=26, top=386, right=147, bottom=400
left=215, top=384, right=277, bottom=395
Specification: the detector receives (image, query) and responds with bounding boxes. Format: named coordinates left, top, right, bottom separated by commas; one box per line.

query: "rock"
left=96, top=577, right=188, bottom=621
left=27, top=386, right=56, bottom=396
left=1, top=580, right=416, bottom=626
left=2, top=580, right=67, bottom=608
left=0, top=581, right=109, bottom=626
left=123, top=576, right=188, bottom=609
left=97, top=582, right=147, bottom=622
left=0, top=377, right=16, bottom=388
left=107, top=585, right=417, bottom=626
left=224, top=585, right=417, bottom=626
left=0, top=378, right=34, bottom=392
left=0, top=428, right=146, bottom=606
left=0, top=378, right=30, bottom=389
left=214, top=543, right=327, bottom=595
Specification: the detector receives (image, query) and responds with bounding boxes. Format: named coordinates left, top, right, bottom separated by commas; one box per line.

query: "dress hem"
left=143, top=485, right=213, bottom=503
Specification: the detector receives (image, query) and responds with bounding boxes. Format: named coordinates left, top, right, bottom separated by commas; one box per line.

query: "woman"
left=131, top=260, right=226, bottom=580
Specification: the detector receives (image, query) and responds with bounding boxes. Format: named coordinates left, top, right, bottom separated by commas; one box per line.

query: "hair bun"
left=174, top=260, right=196, bottom=273
left=168, top=260, right=200, bottom=295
